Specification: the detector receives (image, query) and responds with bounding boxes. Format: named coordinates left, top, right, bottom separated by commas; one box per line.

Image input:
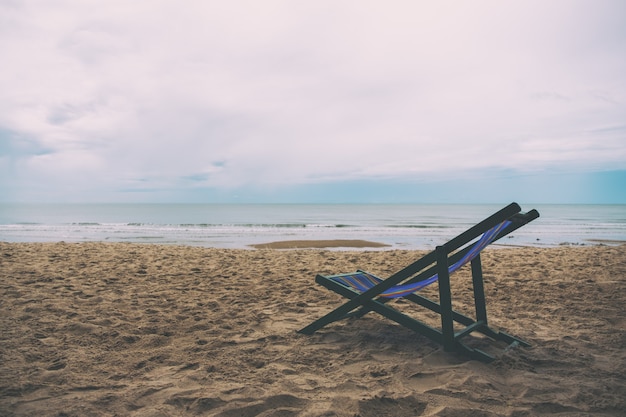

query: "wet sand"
left=1, top=242, right=625, bottom=416
left=250, top=239, right=390, bottom=249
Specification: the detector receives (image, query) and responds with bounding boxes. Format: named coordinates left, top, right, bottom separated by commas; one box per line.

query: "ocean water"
left=0, top=203, right=624, bottom=250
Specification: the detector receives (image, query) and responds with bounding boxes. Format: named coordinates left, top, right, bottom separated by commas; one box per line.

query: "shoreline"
left=1, top=238, right=624, bottom=251
left=1, top=242, right=625, bottom=416
left=251, top=239, right=626, bottom=250
left=3, top=236, right=625, bottom=249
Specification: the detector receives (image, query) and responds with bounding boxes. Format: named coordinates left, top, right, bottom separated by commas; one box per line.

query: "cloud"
left=0, top=0, right=625, bottom=202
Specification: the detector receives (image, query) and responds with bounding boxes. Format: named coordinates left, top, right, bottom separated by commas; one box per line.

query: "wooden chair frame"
left=298, top=203, right=540, bottom=362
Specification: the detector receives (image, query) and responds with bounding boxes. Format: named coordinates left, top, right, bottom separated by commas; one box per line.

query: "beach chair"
left=298, top=203, right=540, bottom=362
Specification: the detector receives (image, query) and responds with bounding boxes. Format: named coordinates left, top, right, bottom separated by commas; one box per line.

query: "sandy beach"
left=1, top=241, right=624, bottom=416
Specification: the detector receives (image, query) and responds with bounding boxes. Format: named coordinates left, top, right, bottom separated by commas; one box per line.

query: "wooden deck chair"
left=298, top=203, right=540, bottom=362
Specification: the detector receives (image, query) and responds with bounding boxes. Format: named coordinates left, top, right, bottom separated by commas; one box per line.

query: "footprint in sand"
left=197, top=394, right=308, bottom=417
left=358, top=395, right=427, bottom=417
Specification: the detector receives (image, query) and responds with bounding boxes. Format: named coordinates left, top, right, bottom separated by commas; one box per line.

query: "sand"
left=0, top=242, right=625, bottom=416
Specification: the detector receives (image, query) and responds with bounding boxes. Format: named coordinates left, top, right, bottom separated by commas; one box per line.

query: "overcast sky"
left=1, top=0, right=625, bottom=203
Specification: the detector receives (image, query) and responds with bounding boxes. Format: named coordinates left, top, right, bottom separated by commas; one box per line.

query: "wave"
left=2, top=204, right=624, bottom=250
left=123, top=223, right=358, bottom=229
left=387, top=224, right=454, bottom=229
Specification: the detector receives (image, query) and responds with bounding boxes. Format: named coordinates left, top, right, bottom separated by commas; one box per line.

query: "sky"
left=1, top=0, right=625, bottom=204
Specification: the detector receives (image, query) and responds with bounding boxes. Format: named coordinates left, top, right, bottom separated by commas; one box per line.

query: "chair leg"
left=298, top=304, right=351, bottom=334
left=471, top=255, right=488, bottom=324
left=436, top=247, right=455, bottom=352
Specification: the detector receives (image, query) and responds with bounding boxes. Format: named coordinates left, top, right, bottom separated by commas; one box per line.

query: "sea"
left=0, top=203, right=624, bottom=250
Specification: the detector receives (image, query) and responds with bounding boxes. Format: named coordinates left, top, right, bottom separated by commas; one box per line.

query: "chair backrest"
left=374, top=203, right=538, bottom=299
left=379, top=220, right=511, bottom=298
left=447, top=219, right=511, bottom=274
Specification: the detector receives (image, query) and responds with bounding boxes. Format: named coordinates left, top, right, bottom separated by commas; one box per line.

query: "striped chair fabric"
left=329, top=220, right=511, bottom=298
